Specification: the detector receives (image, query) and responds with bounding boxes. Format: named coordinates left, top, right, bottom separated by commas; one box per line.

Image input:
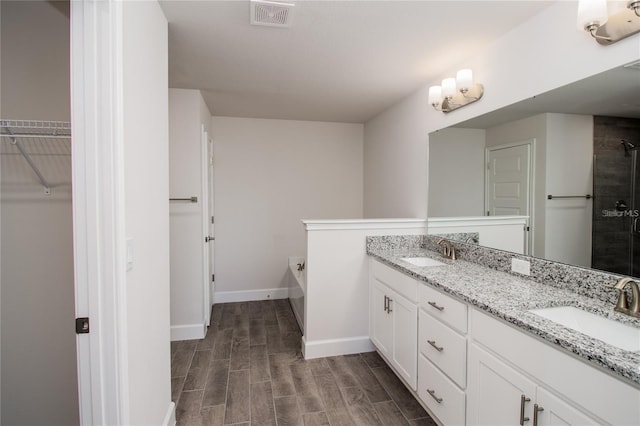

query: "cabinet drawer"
left=419, top=284, right=467, bottom=333
left=371, top=259, right=418, bottom=302
left=418, top=354, right=465, bottom=426
left=419, top=310, right=467, bottom=388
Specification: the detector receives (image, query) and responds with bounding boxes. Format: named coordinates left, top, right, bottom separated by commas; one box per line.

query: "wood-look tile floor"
left=171, top=299, right=437, bottom=426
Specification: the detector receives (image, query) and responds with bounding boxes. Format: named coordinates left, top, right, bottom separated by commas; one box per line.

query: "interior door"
left=486, top=141, right=532, bottom=254
left=207, top=133, right=215, bottom=310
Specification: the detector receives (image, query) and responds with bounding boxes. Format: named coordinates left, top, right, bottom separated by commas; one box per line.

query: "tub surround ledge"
left=366, top=235, right=640, bottom=387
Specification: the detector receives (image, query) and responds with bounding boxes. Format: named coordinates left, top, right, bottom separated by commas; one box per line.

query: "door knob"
left=205, top=236, right=215, bottom=243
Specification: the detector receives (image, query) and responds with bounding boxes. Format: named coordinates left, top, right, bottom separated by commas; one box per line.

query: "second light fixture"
left=428, top=69, right=484, bottom=113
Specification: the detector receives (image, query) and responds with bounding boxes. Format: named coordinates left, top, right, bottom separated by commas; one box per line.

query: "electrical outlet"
left=511, top=258, right=530, bottom=276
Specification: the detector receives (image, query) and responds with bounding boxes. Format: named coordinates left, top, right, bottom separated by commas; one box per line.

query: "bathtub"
left=287, top=256, right=305, bottom=333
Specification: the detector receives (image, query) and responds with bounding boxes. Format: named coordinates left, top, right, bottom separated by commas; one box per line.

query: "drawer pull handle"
left=427, top=340, right=444, bottom=352
left=426, top=389, right=443, bottom=403
left=533, top=404, right=544, bottom=426
left=387, top=298, right=393, bottom=313
left=520, top=394, right=531, bottom=425
left=384, top=295, right=388, bottom=312
left=428, top=301, right=445, bottom=311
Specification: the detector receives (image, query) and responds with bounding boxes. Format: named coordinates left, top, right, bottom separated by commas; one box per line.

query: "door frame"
left=485, top=139, right=536, bottom=255
left=71, top=1, right=130, bottom=424
left=201, top=124, right=211, bottom=326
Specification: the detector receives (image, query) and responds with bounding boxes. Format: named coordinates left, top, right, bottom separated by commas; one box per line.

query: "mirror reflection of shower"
left=592, top=116, right=640, bottom=278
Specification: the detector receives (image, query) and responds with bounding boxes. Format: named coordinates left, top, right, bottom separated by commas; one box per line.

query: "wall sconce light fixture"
left=578, top=0, right=640, bottom=45
left=428, top=69, right=484, bottom=113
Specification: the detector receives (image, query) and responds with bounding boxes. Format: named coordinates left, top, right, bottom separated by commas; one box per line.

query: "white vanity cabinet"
left=369, top=259, right=418, bottom=389
left=468, top=308, right=639, bottom=426
left=418, top=285, right=468, bottom=425
left=368, top=257, right=640, bottom=426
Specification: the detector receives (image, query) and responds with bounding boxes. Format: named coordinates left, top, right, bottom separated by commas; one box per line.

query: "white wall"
left=486, top=114, right=547, bottom=258
left=428, top=216, right=527, bottom=254
left=428, top=128, right=486, bottom=217
left=363, top=1, right=639, bottom=220
left=0, top=2, right=79, bottom=425
left=122, top=2, right=172, bottom=424
left=363, top=85, right=430, bottom=218
left=303, top=220, right=427, bottom=358
left=212, top=117, right=363, bottom=301
left=544, top=113, right=593, bottom=267
left=169, top=89, right=212, bottom=340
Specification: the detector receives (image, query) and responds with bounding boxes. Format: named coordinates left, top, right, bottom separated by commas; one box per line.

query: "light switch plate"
left=511, top=258, right=530, bottom=276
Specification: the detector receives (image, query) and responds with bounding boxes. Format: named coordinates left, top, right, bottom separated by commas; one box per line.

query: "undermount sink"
left=400, top=257, right=447, bottom=267
left=529, top=306, right=640, bottom=352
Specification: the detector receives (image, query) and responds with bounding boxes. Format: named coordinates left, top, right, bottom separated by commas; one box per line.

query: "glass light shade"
left=577, top=0, right=608, bottom=29
left=442, top=78, right=457, bottom=98
left=456, top=69, right=473, bottom=91
left=428, top=86, right=442, bottom=105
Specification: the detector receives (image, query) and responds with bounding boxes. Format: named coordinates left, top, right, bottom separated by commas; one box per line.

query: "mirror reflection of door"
left=486, top=140, right=533, bottom=254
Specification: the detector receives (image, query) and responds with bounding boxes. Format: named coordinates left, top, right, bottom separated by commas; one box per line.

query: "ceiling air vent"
left=250, top=0, right=294, bottom=28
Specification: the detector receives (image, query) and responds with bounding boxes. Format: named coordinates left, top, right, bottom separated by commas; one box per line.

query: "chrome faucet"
left=614, top=277, right=640, bottom=318
left=437, top=239, right=456, bottom=261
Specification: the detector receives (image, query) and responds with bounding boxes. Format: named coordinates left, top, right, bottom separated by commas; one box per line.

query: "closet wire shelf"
left=1, top=119, right=72, bottom=195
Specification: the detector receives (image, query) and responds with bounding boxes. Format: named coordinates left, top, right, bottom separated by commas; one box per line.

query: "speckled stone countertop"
left=367, top=241, right=640, bottom=387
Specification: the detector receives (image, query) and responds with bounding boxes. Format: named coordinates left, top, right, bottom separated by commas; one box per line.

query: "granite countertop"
left=368, top=247, right=640, bottom=387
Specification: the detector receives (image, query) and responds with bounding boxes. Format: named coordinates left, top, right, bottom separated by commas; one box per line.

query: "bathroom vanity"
left=368, top=235, right=640, bottom=426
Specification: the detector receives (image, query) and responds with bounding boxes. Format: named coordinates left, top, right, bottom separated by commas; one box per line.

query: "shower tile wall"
left=592, top=116, right=640, bottom=276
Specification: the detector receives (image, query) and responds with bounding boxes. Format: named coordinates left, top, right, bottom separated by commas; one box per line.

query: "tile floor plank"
left=290, top=362, right=324, bottom=413
left=360, top=351, right=387, bottom=369
left=371, top=366, right=427, bottom=420
left=212, top=328, right=234, bottom=360
left=172, top=348, right=196, bottom=378
left=200, top=404, right=225, bottom=426
left=326, top=356, right=359, bottom=388
left=314, top=374, right=354, bottom=425
left=302, top=412, right=330, bottom=425
left=202, top=359, right=230, bottom=408
left=176, top=390, right=204, bottom=426
left=250, top=344, right=271, bottom=383
left=250, top=381, right=276, bottom=425
left=230, top=338, right=250, bottom=371
left=224, top=370, right=251, bottom=424
left=172, top=376, right=186, bottom=402
left=274, top=395, right=304, bottom=426
left=372, top=400, right=410, bottom=426
left=172, top=301, right=436, bottom=426
left=345, top=355, right=391, bottom=403
left=269, top=352, right=299, bottom=397
left=184, top=350, right=212, bottom=391
left=341, top=386, right=384, bottom=426
left=249, top=318, right=266, bottom=346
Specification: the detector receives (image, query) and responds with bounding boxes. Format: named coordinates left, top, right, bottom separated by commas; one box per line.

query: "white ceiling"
left=159, top=0, right=555, bottom=123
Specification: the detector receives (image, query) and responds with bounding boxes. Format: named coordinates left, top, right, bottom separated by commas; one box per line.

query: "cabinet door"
left=535, top=388, right=601, bottom=426
left=467, top=343, right=536, bottom=426
left=370, top=278, right=393, bottom=359
left=390, top=289, right=418, bottom=390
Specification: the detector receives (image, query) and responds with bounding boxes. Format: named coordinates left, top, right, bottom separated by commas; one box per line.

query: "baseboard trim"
left=162, top=401, right=176, bottom=426
left=302, top=336, right=375, bottom=359
left=170, top=323, right=206, bottom=341
left=214, top=288, right=288, bottom=303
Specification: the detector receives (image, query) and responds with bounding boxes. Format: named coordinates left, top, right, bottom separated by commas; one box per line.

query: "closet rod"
left=170, top=196, right=198, bottom=203
left=3, top=126, right=51, bottom=195
left=1, top=134, right=71, bottom=140
left=547, top=194, right=592, bottom=200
